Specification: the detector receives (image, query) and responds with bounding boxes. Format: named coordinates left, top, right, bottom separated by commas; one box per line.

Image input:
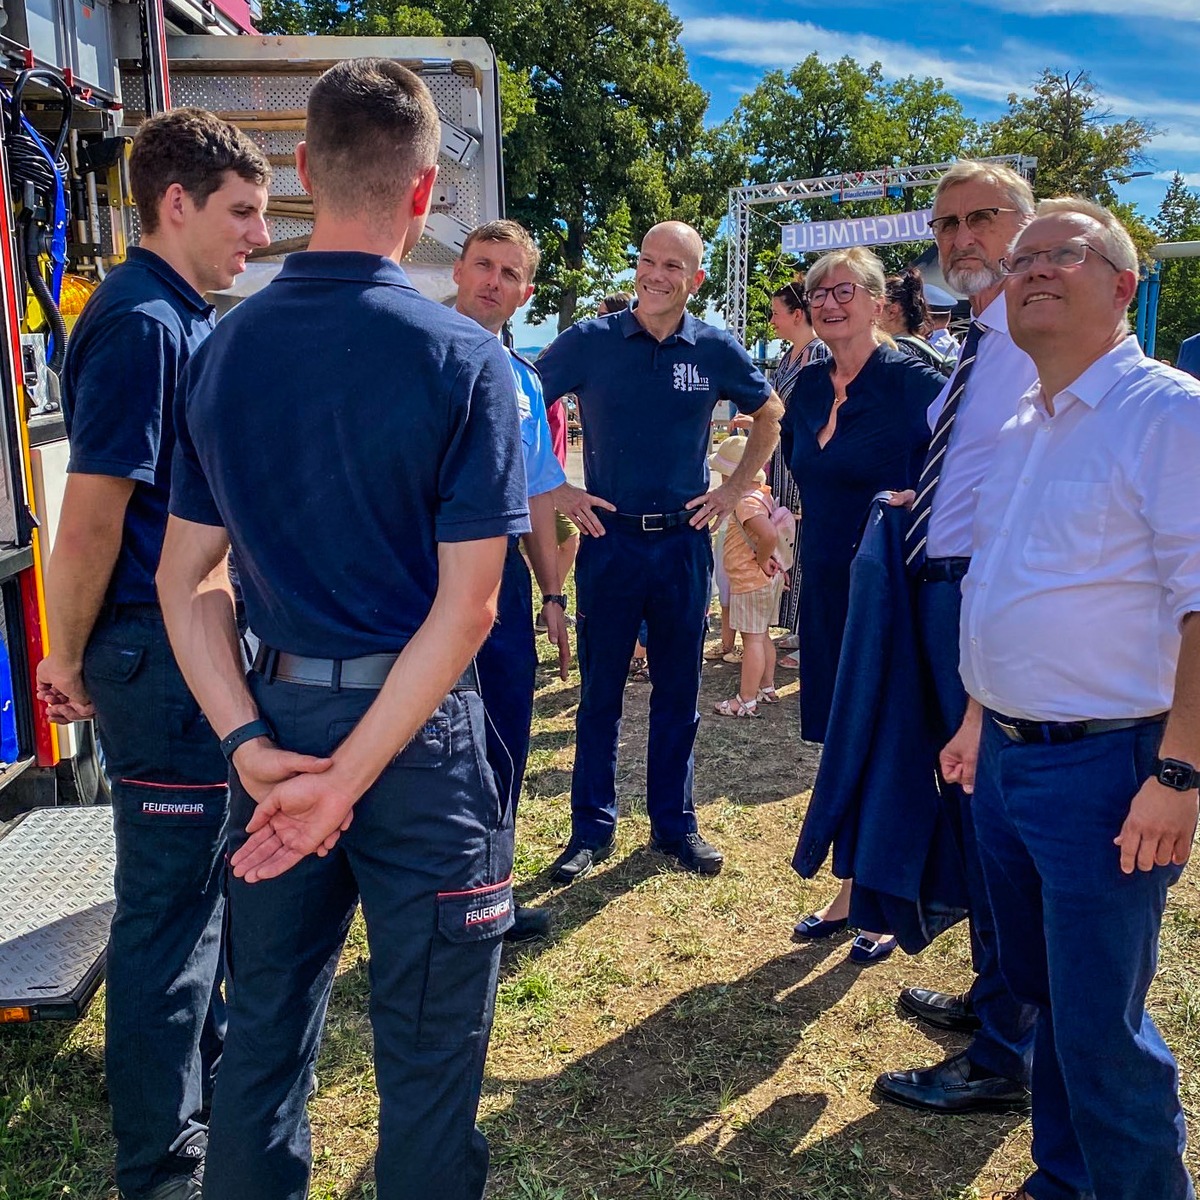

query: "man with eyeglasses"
left=942, top=197, right=1200, bottom=1200
left=875, top=160, right=1039, bottom=1115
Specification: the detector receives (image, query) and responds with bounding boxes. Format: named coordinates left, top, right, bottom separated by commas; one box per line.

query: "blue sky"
left=516, top=0, right=1200, bottom=348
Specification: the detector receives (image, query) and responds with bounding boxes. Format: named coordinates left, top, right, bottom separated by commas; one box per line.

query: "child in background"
left=704, top=516, right=738, bottom=662
left=709, top=436, right=785, bottom=717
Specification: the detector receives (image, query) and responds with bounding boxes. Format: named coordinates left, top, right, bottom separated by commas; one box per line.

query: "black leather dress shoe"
left=874, top=1050, right=1030, bottom=1114
left=549, top=839, right=615, bottom=884
left=649, top=832, right=724, bottom=875
left=899, top=987, right=982, bottom=1034
left=504, top=905, right=552, bottom=942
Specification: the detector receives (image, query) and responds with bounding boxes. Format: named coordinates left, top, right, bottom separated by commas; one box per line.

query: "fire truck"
left=0, top=0, right=504, bottom=1021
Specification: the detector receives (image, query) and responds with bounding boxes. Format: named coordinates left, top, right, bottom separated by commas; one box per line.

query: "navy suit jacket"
left=792, top=498, right=968, bottom=952
left=1178, top=333, right=1200, bottom=381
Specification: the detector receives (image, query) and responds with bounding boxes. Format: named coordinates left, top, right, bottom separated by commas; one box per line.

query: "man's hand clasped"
left=36, top=654, right=96, bottom=724
left=227, top=738, right=349, bottom=883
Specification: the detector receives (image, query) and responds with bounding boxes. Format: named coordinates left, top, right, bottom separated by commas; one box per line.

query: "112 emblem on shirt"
left=673, top=363, right=710, bottom=393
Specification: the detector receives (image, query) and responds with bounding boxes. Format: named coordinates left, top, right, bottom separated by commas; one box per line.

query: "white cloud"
left=1152, top=132, right=1200, bottom=155
left=1153, top=171, right=1200, bottom=185
left=681, top=17, right=1027, bottom=104
left=984, top=0, right=1198, bottom=18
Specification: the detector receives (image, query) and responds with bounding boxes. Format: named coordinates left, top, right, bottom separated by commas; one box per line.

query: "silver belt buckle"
left=641, top=513, right=665, bottom=532
left=993, top=717, right=1022, bottom=742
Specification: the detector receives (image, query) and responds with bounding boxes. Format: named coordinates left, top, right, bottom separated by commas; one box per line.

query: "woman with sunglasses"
left=782, top=246, right=946, bottom=964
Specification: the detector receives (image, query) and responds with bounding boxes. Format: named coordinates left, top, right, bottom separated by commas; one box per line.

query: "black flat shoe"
left=549, top=839, right=615, bottom=884
left=898, top=987, right=981, bottom=1034
left=874, top=1050, right=1030, bottom=1114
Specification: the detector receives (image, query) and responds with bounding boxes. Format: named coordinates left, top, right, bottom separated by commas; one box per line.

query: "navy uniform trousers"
left=571, top=522, right=712, bottom=846
left=203, top=669, right=514, bottom=1200
left=475, top=542, right=537, bottom=813
left=83, top=607, right=228, bottom=1199
left=917, top=569, right=1035, bottom=1083
left=973, top=716, right=1193, bottom=1200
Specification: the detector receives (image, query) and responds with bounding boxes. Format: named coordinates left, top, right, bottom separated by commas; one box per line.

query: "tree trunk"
left=556, top=217, right=586, bottom=334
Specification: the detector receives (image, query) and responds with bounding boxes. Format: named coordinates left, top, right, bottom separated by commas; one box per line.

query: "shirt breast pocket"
left=1024, top=480, right=1110, bottom=575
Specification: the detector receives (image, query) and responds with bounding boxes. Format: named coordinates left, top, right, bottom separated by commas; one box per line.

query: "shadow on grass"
left=473, top=946, right=1022, bottom=1200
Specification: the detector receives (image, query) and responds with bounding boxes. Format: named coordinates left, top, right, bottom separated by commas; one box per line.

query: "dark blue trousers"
left=203, top=672, right=513, bottom=1200
left=476, top=544, right=536, bottom=815
left=973, top=717, right=1192, bottom=1200
left=571, top=524, right=711, bottom=846
left=917, top=577, right=1035, bottom=1083
left=83, top=610, right=229, bottom=1199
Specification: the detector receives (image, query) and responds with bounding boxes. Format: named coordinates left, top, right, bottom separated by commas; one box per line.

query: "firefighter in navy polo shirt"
left=155, top=60, right=528, bottom=1200
left=36, top=110, right=270, bottom=1200
left=538, top=221, right=784, bottom=882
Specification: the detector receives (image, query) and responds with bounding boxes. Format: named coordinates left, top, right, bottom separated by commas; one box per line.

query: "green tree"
left=706, top=55, right=973, bottom=341
left=978, top=69, right=1154, bottom=205
left=1151, top=173, right=1200, bottom=362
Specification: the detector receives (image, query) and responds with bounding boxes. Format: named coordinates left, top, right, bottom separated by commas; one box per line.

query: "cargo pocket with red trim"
left=415, top=876, right=514, bottom=1050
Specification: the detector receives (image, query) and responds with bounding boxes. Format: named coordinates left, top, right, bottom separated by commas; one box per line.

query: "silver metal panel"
left=0, top=806, right=115, bottom=1004
left=162, top=36, right=503, bottom=281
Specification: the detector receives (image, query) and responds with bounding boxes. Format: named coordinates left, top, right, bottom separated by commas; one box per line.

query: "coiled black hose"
left=5, top=69, right=72, bottom=372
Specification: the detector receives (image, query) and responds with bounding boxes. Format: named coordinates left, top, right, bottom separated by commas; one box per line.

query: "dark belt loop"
left=330, top=658, right=342, bottom=693
left=265, top=645, right=279, bottom=684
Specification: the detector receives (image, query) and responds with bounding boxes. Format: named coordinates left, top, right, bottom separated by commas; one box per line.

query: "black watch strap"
left=220, top=718, right=273, bottom=761
left=542, top=593, right=567, bottom=609
left=1154, top=756, right=1200, bottom=791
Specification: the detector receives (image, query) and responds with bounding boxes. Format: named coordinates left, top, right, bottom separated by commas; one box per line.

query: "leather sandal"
left=713, top=694, right=759, bottom=717
left=757, top=686, right=780, bottom=704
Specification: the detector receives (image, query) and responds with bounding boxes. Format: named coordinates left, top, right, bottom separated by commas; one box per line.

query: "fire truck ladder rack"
left=0, top=805, right=115, bottom=1021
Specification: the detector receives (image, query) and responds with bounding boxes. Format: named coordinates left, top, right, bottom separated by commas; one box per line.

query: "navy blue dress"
left=781, top=344, right=942, bottom=742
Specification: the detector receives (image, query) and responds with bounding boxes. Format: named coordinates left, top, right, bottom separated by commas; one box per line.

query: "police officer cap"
left=924, top=284, right=959, bottom=314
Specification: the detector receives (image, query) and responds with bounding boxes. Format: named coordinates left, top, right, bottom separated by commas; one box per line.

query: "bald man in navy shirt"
left=539, top=221, right=783, bottom=883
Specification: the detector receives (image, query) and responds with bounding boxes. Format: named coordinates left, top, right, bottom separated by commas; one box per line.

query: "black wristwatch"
left=1154, top=757, right=1200, bottom=791
left=220, top=718, right=274, bottom=761
left=542, top=594, right=568, bottom=609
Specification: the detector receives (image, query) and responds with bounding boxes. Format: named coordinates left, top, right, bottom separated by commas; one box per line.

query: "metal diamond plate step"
left=0, top=806, right=115, bottom=1015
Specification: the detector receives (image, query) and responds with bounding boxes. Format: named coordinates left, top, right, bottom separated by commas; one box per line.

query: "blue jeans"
left=476, top=543, right=536, bottom=816
left=83, top=609, right=229, bottom=1198
left=203, top=671, right=513, bottom=1200
left=571, top=524, right=711, bottom=846
left=917, top=576, right=1035, bottom=1083
left=973, top=716, right=1193, bottom=1200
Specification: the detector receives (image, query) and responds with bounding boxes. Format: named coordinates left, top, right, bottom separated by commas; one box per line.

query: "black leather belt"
left=919, top=556, right=971, bottom=583
left=251, top=643, right=478, bottom=693
left=990, top=712, right=1165, bottom=746
left=604, top=509, right=694, bottom=533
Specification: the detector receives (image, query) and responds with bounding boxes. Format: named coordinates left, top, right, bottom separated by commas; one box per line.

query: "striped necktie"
left=905, top=318, right=985, bottom=571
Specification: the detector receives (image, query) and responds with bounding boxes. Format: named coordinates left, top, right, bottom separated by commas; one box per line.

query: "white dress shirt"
left=960, top=336, right=1200, bottom=721
left=925, top=294, right=1038, bottom=559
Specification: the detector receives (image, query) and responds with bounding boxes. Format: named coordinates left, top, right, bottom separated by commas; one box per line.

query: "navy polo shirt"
left=170, top=252, right=529, bottom=659
left=537, top=308, right=772, bottom=513
left=62, top=246, right=215, bottom=604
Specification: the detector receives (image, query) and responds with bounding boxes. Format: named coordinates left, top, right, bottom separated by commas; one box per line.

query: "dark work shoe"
left=874, top=1050, right=1030, bottom=1114
left=137, top=1175, right=202, bottom=1200
left=549, top=839, right=615, bottom=884
left=899, top=987, right=981, bottom=1034
left=650, top=832, right=724, bottom=876
left=504, top=905, right=552, bottom=942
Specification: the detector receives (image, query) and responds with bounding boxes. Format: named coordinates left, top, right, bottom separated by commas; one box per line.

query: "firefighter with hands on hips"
left=452, top=217, right=594, bottom=941
left=155, top=59, right=528, bottom=1200
left=537, top=220, right=784, bottom=883
left=35, top=110, right=270, bottom=1200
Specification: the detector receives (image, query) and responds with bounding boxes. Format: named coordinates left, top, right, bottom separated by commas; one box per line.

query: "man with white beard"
left=874, top=161, right=1039, bottom=1114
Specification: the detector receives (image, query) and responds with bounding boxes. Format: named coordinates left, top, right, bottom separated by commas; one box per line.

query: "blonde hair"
left=934, top=160, right=1035, bottom=216
left=805, top=247, right=891, bottom=345
left=1031, top=197, right=1138, bottom=272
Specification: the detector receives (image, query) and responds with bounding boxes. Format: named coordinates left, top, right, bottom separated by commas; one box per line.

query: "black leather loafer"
left=503, top=905, right=552, bottom=942
left=874, top=1050, right=1030, bottom=1114
left=899, top=987, right=982, bottom=1033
